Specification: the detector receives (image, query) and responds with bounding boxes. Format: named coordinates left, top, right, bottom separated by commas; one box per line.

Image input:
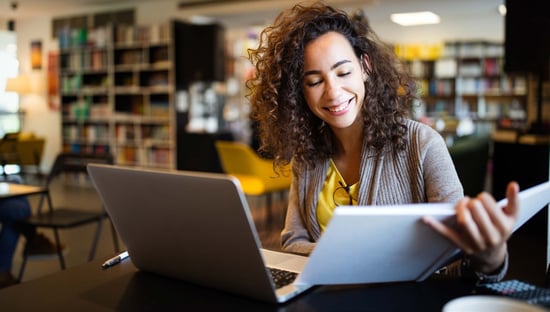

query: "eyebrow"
left=303, top=59, right=352, bottom=76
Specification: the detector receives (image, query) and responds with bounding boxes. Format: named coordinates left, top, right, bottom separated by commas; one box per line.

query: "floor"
left=10, top=173, right=286, bottom=284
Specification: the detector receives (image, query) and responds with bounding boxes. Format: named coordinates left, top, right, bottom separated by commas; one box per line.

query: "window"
left=0, top=30, right=20, bottom=136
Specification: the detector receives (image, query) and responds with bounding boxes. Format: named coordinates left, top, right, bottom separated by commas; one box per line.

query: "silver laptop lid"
left=88, top=164, right=282, bottom=302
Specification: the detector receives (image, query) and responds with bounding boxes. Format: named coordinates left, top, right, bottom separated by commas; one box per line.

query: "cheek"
left=303, top=88, right=320, bottom=109
left=304, top=94, right=325, bottom=120
left=305, top=97, right=319, bottom=117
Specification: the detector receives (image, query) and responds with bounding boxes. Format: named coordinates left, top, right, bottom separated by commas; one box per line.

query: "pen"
left=102, top=251, right=129, bottom=269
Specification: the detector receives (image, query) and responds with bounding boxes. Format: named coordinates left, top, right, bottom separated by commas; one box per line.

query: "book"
left=296, top=180, right=550, bottom=285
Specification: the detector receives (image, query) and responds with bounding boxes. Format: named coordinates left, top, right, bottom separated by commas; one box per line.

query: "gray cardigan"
left=281, top=119, right=464, bottom=254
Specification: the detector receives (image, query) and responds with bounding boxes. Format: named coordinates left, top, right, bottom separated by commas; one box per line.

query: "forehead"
left=303, top=32, right=357, bottom=68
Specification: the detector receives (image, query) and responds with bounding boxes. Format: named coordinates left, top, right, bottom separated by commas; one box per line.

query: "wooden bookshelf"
left=399, top=41, right=528, bottom=132
left=59, top=22, right=175, bottom=169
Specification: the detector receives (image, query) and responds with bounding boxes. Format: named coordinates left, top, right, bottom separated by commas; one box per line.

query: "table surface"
left=0, top=182, right=46, bottom=199
left=0, top=256, right=478, bottom=311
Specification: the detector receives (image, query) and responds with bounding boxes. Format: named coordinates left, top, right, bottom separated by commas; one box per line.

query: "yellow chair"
left=214, top=140, right=292, bottom=223
left=0, top=132, right=45, bottom=177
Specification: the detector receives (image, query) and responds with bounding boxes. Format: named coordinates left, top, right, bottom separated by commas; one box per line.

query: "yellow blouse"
left=316, top=160, right=358, bottom=232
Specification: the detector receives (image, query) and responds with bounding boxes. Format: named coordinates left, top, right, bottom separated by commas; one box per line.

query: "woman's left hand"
left=424, top=181, right=519, bottom=273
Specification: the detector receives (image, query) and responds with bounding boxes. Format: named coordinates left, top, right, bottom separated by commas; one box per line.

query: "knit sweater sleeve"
left=413, top=121, right=463, bottom=203
left=280, top=166, right=317, bottom=255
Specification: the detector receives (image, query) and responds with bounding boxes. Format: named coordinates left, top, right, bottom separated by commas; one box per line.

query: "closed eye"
left=305, top=79, right=322, bottom=87
left=304, top=71, right=351, bottom=87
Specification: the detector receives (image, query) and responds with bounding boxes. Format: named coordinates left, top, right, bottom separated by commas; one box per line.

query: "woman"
left=247, top=2, right=518, bottom=282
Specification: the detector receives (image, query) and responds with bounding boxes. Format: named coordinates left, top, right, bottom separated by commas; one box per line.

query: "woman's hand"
left=424, top=181, right=519, bottom=274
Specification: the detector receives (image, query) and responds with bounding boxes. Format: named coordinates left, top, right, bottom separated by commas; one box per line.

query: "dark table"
left=0, top=257, right=478, bottom=311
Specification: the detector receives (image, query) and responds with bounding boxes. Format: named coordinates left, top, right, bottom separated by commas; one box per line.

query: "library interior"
left=0, top=0, right=549, bottom=310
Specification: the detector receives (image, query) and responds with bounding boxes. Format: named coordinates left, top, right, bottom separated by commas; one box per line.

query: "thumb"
left=504, top=181, right=520, bottom=219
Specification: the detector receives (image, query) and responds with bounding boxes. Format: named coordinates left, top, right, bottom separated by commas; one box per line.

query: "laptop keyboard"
left=269, top=268, right=298, bottom=289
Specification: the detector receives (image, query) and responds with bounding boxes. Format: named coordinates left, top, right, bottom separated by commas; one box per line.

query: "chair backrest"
left=37, top=152, right=114, bottom=213
left=0, top=132, right=20, bottom=154
left=1, top=132, right=20, bottom=141
left=448, top=134, right=490, bottom=197
left=15, top=136, right=45, bottom=166
left=47, top=152, right=114, bottom=185
left=214, top=141, right=277, bottom=177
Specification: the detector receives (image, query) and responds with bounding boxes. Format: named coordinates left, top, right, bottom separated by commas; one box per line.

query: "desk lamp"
left=4, top=73, right=45, bottom=129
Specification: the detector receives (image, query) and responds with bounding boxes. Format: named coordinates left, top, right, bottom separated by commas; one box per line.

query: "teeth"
left=328, top=100, right=350, bottom=112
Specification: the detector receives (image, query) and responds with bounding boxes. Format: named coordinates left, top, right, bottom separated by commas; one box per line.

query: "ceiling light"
left=498, top=4, right=507, bottom=16
left=390, top=11, right=440, bottom=26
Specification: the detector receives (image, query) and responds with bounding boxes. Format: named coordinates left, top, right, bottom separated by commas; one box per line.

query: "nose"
left=324, top=77, right=341, bottom=101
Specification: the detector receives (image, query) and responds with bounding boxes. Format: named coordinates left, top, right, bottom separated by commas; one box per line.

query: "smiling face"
left=302, top=31, right=366, bottom=131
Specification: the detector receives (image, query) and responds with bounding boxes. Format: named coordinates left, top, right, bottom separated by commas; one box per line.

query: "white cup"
left=443, top=295, right=548, bottom=312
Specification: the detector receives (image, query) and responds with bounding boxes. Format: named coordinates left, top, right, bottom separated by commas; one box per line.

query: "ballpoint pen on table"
left=102, top=251, right=129, bottom=269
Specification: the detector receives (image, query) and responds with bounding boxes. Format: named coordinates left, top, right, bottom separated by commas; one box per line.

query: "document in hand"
left=296, top=180, right=550, bottom=286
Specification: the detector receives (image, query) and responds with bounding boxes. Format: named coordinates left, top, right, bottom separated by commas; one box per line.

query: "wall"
left=8, top=16, right=58, bottom=174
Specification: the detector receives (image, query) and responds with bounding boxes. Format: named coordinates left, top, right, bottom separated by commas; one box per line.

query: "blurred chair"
left=0, top=132, right=21, bottom=177
left=448, top=134, right=490, bottom=197
left=0, top=132, right=45, bottom=178
left=17, top=152, right=120, bottom=281
left=215, top=140, right=292, bottom=223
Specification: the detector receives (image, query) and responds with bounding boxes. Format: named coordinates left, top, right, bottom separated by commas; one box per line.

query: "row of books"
left=63, top=143, right=110, bottom=155
left=442, top=41, right=504, bottom=58
left=61, top=75, right=83, bottom=93
left=410, top=57, right=509, bottom=79
left=59, top=23, right=170, bottom=49
left=418, top=76, right=527, bottom=97
left=114, top=23, right=171, bottom=45
left=455, top=76, right=527, bottom=95
left=60, top=44, right=171, bottom=71
left=61, top=49, right=109, bottom=71
left=62, top=143, right=172, bottom=168
left=62, top=101, right=110, bottom=119
left=115, top=145, right=172, bottom=167
left=115, top=49, right=146, bottom=66
left=427, top=79, right=455, bottom=96
left=63, top=124, right=109, bottom=142
left=415, top=100, right=526, bottom=121
left=63, top=124, right=171, bottom=148
left=395, top=41, right=505, bottom=61
left=115, top=124, right=170, bottom=143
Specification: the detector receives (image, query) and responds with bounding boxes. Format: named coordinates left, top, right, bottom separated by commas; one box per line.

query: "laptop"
left=87, top=164, right=312, bottom=303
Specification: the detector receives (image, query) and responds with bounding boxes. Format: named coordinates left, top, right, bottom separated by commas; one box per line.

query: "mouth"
left=326, top=98, right=353, bottom=113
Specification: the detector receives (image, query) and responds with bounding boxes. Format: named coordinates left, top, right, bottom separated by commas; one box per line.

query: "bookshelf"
left=400, top=41, right=528, bottom=133
left=59, top=22, right=175, bottom=169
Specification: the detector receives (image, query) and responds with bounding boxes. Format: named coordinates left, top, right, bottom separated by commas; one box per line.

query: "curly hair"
left=247, top=1, right=416, bottom=171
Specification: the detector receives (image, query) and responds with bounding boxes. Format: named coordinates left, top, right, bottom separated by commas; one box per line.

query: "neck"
left=332, top=122, right=363, bottom=157
left=330, top=122, right=363, bottom=185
